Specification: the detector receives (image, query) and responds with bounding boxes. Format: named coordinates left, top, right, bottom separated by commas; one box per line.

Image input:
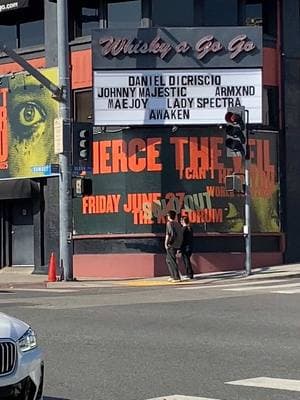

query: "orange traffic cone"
left=47, top=252, right=57, bottom=282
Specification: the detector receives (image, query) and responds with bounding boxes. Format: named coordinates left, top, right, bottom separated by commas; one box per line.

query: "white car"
left=0, top=312, right=44, bottom=400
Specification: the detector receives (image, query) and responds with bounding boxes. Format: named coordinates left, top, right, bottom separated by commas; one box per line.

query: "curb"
left=2, top=265, right=300, bottom=290
left=44, top=270, right=300, bottom=289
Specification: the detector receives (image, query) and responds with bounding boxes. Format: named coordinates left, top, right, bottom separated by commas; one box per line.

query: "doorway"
left=11, top=199, right=34, bottom=266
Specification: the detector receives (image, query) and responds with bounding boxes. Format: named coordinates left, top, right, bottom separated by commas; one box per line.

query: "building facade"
left=0, top=0, right=298, bottom=278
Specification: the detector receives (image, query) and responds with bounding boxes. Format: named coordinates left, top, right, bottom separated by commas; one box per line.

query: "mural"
left=73, top=127, right=280, bottom=235
left=0, top=67, right=59, bottom=179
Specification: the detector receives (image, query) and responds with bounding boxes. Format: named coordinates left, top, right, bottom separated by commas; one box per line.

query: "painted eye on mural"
left=10, top=101, right=47, bottom=140
left=17, top=102, right=46, bottom=127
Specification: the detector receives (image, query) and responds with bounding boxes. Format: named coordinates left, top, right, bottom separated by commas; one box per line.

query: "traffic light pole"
left=225, top=106, right=252, bottom=276
left=244, top=111, right=252, bottom=276
left=0, top=2, right=73, bottom=281
left=57, top=0, right=73, bottom=280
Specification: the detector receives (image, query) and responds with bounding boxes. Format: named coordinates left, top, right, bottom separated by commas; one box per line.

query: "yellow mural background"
left=7, top=67, right=59, bottom=178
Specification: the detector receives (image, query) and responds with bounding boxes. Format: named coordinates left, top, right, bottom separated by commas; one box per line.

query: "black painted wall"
left=74, top=235, right=281, bottom=255
left=281, top=0, right=300, bottom=261
left=37, top=0, right=59, bottom=273
left=43, top=177, right=59, bottom=272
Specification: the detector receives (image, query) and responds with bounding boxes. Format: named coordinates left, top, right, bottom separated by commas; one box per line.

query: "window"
left=0, top=24, right=17, bottom=49
left=19, top=19, right=44, bottom=48
left=262, top=87, right=279, bottom=128
left=152, top=0, right=194, bottom=27
left=107, top=0, right=141, bottom=29
left=74, top=0, right=100, bottom=38
left=262, top=0, right=277, bottom=38
left=0, top=5, right=44, bottom=49
left=244, top=0, right=262, bottom=26
left=74, top=90, right=93, bottom=123
left=203, top=0, right=238, bottom=26
left=243, top=0, right=276, bottom=38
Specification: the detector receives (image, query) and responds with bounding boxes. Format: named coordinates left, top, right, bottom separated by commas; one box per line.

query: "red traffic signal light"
left=225, top=111, right=236, bottom=123
left=225, top=111, right=245, bottom=130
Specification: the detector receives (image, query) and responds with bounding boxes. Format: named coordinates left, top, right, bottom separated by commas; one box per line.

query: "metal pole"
left=244, top=111, right=251, bottom=276
left=244, top=157, right=252, bottom=275
left=0, top=42, right=62, bottom=98
left=57, top=0, right=73, bottom=280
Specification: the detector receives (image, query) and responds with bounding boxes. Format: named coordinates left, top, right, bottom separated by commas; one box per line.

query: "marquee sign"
left=93, top=69, right=262, bottom=126
left=99, top=34, right=256, bottom=60
left=92, top=27, right=262, bottom=70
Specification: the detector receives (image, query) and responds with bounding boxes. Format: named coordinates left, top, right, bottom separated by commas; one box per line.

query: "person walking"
left=180, top=216, right=194, bottom=279
left=165, top=210, right=183, bottom=282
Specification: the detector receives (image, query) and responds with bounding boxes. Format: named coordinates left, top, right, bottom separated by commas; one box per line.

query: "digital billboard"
left=73, top=127, right=279, bottom=235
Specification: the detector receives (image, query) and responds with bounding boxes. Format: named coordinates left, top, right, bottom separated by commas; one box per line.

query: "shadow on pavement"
left=193, top=268, right=300, bottom=283
left=44, top=397, right=71, bottom=400
left=193, top=271, right=244, bottom=281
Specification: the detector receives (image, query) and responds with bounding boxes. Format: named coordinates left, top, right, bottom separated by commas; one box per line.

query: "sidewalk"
left=1, top=263, right=300, bottom=289
left=0, top=266, right=47, bottom=289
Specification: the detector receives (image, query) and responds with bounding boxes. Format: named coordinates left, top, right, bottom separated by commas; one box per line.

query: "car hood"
left=0, top=312, right=29, bottom=341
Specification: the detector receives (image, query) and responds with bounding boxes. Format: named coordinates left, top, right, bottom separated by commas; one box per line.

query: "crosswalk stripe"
left=178, top=278, right=289, bottom=290
left=223, top=282, right=300, bottom=291
left=147, top=396, right=218, bottom=400
left=271, top=288, right=300, bottom=294
left=5, top=288, right=78, bottom=293
left=226, top=377, right=300, bottom=391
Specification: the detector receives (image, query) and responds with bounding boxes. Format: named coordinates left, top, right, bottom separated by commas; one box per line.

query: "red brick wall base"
left=73, top=252, right=283, bottom=279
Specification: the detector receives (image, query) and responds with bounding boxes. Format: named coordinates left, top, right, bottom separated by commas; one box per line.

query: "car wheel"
left=36, top=364, right=44, bottom=400
left=22, top=378, right=36, bottom=400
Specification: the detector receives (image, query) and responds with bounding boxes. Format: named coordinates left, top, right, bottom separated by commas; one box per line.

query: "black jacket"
left=181, top=226, right=193, bottom=252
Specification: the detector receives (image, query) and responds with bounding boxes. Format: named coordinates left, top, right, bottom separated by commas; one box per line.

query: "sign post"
left=54, top=117, right=64, bottom=155
left=244, top=110, right=252, bottom=276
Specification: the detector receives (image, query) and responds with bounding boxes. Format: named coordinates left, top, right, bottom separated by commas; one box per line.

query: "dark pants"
left=166, top=247, right=180, bottom=280
left=181, top=249, right=194, bottom=278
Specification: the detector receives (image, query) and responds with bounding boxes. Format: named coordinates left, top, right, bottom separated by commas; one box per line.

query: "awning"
left=0, top=179, right=39, bottom=200
left=0, top=0, right=29, bottom=13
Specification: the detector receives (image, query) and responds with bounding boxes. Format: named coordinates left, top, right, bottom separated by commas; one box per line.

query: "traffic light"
left=79, top=129, right=89, bottom=160
left=224, top=107, right=246, bottom=157
left=72, top=122, right=93, bottom=173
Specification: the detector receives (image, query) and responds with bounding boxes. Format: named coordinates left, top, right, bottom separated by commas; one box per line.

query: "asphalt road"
left=1, top=277, right=300, bottom=400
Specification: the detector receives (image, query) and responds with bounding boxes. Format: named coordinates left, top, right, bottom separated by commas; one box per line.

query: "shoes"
left=167, top=277, right=181, bottom=283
